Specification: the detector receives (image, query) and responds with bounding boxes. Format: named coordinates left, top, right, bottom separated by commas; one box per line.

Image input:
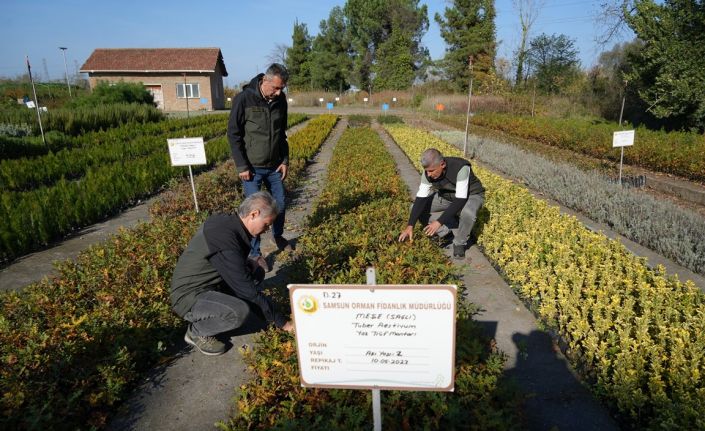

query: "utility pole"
left=59, top=47, right=72, bottom=97
left=463, top=56, right=474, bottom=157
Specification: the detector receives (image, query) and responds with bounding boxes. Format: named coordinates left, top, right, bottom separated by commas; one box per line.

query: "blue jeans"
left=242, top=166, right=286, bottom=256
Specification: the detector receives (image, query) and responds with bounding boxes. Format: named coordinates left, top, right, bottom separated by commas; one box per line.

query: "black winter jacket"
left=227, top=74, right=289, bottom=172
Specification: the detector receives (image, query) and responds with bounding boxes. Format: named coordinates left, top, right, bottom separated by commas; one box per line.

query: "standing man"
left=398, top=148, right=485, bottom=259
left=170, top=191, right=293, bottom=356
left=227, top=63, right=290, bottom=272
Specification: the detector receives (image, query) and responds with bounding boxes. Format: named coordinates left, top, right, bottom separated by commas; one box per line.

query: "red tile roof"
left=80, top=48, right=228, bottom=76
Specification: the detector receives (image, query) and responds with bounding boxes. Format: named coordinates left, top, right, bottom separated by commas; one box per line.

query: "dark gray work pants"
left=184, top=290, right=250, bottom=337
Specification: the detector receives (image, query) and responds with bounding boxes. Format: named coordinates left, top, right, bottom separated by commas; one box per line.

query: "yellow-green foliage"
left=385, top=123, right=705, bottom=429
left=221, top=126, right=523, bottom=430
left=288, top=114, right=338, bottom=160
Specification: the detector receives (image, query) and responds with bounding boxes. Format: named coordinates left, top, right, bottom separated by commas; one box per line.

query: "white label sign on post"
left=612, top=130, right=635, bottom=147
left=289, top=284, right=457, bottom=391
left=167, top=137, right=207, bottom=166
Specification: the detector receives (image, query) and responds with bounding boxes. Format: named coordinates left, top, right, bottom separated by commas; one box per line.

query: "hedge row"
left=219, top=126, right=523, bottom=430
left=0, top=113, right=221, bottom=161
left=0, top=102, right=164, bottom=136
left=386, top=124, right=705, bottom=430
left=438, top=113, right=705, bottom=183
left=0, top=114, right=307, bottom=263
left=1, top=116, right=229, bottom=191
left=0, top=113, right=336, bottom=430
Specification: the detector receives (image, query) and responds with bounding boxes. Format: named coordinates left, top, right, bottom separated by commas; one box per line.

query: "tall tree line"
left=284, top=0, right=496, bottom=93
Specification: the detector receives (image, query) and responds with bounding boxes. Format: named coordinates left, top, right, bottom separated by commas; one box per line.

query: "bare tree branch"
left=595, top=0, right=636, bottom=48
left=267, top=43, right=290, bottom=65
left=513, top=0, right=545, bottom=85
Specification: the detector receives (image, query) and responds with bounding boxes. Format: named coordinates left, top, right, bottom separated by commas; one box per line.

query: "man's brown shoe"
left=274, top=235, right=291, bottom=251
left=249, top=255, right=270, bottom=272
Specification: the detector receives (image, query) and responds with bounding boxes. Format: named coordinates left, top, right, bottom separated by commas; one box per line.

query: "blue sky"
left=1, top=0, right=632, bottom=86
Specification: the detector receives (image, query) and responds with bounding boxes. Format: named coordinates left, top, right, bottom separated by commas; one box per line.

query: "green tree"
left=309, top=7, right=352, bottom=92
left=286, top=21, right=312, bottom=90
left=67, top=82, right=154, bottom=108
left=373, top=22, right=415, bottom=90
left=527, top=33, right=580, bottom=94
left=625, top=0, right=705, bottom=131
left=435, top=0, right=497, bottom=92
left=587, top=40, right=647, bottom=123
left=344, top=0, right=429, bottom=91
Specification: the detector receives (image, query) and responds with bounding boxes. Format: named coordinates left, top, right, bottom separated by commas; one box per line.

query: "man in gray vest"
left=398, top=148, right=485, bottom=259
left=170, top=191, right=293, bottom=356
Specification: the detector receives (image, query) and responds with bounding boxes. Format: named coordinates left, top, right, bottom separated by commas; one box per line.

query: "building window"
left=176, top=83, right=200, bottom=99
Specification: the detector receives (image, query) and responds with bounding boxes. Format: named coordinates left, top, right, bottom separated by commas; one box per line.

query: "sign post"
left=366, top=267, right=382, bottom=431
left=167, top=137, right=207, bottom=212
left=289, top=274, right=457, bottom=430
left=612, top=130, right=635, bottom=185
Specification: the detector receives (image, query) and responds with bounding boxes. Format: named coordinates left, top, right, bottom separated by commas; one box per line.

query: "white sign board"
left=612, top=130, right=635, bottom=148
left=289, top=284, right=457, bottom=391
left=167, top=137, right=206, bottom=166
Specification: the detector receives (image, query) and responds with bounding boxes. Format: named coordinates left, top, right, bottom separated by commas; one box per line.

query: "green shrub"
left=67, top=82, right=155, bottom=108
left=377, top=114, right=404, bottom=124
left=347, top=114, right=371, bottom=127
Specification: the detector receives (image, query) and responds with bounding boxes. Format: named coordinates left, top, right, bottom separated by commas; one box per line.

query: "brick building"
left=80, top=48, right=228, bottom=111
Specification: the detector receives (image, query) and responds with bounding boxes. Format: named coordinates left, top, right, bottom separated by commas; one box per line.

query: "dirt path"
left=373, top=121, right=620, bottom=431
left=106, top=119, right=347, bottom=431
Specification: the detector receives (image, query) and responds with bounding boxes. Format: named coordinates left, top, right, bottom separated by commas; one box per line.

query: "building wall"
left=87, top=72, right=223, bottom=111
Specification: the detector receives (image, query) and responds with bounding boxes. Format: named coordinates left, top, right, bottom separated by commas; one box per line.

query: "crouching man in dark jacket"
left=170, top=191, right=293, bottom=356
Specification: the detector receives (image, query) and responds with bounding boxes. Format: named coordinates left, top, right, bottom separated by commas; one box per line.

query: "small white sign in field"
left=612, top=130, right=635, bottom=147
left=289, top=284, right=457, bottom=392
left=167, top=137, right=206, bottom=166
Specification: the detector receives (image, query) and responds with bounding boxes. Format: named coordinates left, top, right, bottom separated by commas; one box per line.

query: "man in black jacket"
left=398, top=148, right=485, bottom=259
left=170, top=191, right=294, bottom=356
left=227, top=63, right=290, bottom=272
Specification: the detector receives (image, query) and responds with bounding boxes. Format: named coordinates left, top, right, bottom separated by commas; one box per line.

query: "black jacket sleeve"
left=227, top=95, right=251, bottom=172
left=208, top=249, right=287, bottom=328
left=407, top=196, right=432, bottom=226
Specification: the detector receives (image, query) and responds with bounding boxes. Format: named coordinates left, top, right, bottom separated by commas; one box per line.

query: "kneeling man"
left=171, top=191, right=293, bottom=356
left=398, top=148, right=485, bottom=259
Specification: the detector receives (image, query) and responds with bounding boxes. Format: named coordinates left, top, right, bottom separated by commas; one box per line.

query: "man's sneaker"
left=274, top=235, right=291, bottom=251
left=452, top=244, right=466, bottom=259
left=185, top=327, right=225, bottom=356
